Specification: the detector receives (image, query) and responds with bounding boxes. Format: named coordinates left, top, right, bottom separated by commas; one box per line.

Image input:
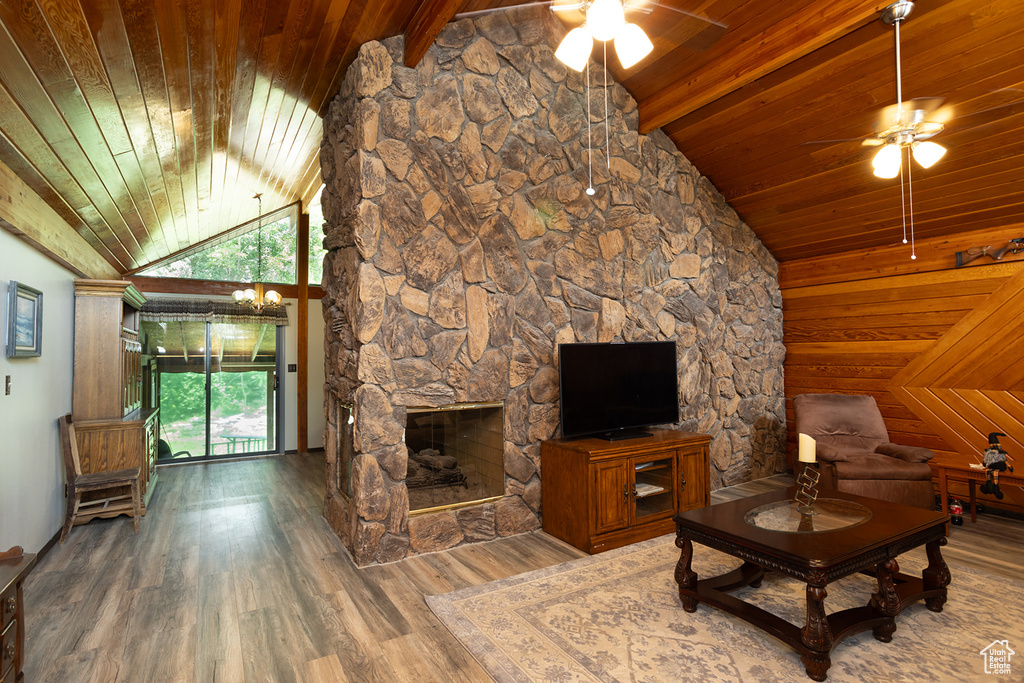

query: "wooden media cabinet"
left=541, top=429, right=710, bottom=553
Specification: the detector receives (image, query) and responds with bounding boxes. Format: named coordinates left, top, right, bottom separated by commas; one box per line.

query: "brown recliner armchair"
left=793, top=393, right=935, bottom=509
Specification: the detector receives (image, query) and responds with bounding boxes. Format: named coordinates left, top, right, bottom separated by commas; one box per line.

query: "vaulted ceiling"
left=0, top=0, right=1020, bottom=274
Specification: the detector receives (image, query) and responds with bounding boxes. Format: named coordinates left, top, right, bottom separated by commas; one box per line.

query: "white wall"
left=0, top=231, right=76, bottom=554
left=276, top=297, right=326, bottom=451
left=307, top=297, right=325, bottom=449
left=281, top=298, right=298, bottom=451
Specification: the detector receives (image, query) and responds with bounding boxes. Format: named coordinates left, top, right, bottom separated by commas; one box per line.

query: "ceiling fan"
left=453, top=1, right=726, bottom=198
left=866, top=2, right=947, bottom=181
left=454, top=0, right=727, bottom=70
left=805, top=1, right=940, bottom=259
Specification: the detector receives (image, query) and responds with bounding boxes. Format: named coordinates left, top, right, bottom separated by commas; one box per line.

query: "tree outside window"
left=140, top=218, right=297, bottom=285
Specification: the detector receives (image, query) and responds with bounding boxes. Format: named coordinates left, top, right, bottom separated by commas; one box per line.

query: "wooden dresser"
left=0, top=547, right=33, bottom=683
left=72, top=280, right=159, bottom=521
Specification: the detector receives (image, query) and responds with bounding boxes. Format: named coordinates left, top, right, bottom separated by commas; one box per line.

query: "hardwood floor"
left=23, top=455, right=1022, bottom=682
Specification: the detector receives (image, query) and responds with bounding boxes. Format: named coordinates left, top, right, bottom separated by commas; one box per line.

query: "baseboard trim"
left=22, top=527, right=61, bottom=575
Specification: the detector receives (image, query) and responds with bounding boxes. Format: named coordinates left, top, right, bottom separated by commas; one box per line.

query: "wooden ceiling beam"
left=637, top=0, right=892, bottom=134
left=403, top=0, right=463, bottom=68
left=0, top=157, right=119, bottom=279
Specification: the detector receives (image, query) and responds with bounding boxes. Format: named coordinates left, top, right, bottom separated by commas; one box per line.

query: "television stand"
left=599, top=429, right=652, bottom=441
left=541, top=429, right=711, bottom=553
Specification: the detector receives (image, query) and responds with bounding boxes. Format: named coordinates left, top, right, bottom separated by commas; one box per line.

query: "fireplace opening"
left=406, top=402, right=504, bottom=513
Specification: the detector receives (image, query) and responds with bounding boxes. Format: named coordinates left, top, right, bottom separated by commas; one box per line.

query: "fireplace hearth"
left=406, top=403, right=504, bottom=513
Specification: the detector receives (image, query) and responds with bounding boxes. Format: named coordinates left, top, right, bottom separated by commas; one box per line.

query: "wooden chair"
left=58, top=413, right=142, bottom=543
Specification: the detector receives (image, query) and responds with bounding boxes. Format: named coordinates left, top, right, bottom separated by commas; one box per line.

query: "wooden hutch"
left=71, top=280, right=159, bottom=521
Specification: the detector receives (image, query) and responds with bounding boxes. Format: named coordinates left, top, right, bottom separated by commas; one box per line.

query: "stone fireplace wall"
left=320, top=6, right=786, bottom=566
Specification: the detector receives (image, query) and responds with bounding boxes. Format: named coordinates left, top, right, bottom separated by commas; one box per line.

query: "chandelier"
left=554, top=0, right=654, bottom=71
left=232, top=193, right=282, bottom=311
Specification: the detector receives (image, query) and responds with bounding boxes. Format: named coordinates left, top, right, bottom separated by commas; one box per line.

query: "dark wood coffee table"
left=674, top=488, right=950, bottom=681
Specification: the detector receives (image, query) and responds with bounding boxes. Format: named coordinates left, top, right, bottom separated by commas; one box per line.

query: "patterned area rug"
left=427, top=535, right=1023, bottom=682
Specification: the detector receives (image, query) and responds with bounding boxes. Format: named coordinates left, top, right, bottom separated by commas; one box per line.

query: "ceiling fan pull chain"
left=604, top=41, right=610, bottom=169
left=900, top=155, right=907, bottom=245
left=907, top=148, right=916, bottom=260
left=586, top=57, right=595, bottom=195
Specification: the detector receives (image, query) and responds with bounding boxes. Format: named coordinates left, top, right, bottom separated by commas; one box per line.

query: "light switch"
left=287, top=364, right=297, bottom=372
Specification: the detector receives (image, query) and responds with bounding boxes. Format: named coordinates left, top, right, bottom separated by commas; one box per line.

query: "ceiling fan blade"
left=622, top=1, right=728, bottom=52
left=455, top=1, right=574, bottom=21
left=624, top=0, right=727, bottom=28
left=455, top=0, right=728, bottom=53
left=945, top=90, right=1024, bottom=127
left=874, top=97, right=945, bottom=132
left=802, top=136, right=877, bottom=145
left=550, top=0, right=585, bottom=12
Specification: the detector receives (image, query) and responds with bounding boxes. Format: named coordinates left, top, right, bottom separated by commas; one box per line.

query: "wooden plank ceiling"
left=0, top=0, right=1020, bottom=274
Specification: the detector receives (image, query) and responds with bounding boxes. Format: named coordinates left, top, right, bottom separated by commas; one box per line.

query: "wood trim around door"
left=298, top=212, right=309, bottom=453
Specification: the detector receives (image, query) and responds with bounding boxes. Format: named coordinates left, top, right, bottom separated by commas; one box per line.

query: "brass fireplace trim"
left=406, top=401, right=503, bottom=414
left=409, top=494, right=504, bottom=518
left=405, top=400, right=505, bottom=516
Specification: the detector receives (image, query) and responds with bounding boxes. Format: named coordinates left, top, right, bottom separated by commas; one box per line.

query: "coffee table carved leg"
left=923, top=537, right=951, bottom=612
left=800, top=583, right=832, bottom=682
left=674, top=535, right=698, bottom=613
left=870, top=557, right=901, bottom=642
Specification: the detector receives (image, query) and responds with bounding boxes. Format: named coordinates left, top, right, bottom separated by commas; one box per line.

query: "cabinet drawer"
left=0, top=587, right=14, bottom=632
left=0, top=617, right=16, bottom=682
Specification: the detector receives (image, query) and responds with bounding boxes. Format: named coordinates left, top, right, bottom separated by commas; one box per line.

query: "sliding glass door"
left=141, top=320, right=282, bottom=462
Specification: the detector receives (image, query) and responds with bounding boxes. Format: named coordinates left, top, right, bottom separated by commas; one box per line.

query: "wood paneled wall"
left=780, top=224, right=1024, bottom=513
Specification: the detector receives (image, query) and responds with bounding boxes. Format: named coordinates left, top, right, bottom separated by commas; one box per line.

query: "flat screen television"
left=558, top=341, right=679, bottom=440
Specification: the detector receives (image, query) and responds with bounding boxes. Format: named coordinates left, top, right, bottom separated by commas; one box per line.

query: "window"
left=308, top=194, right=327, bottom=287
left=138, top=205, right=298, bottom=285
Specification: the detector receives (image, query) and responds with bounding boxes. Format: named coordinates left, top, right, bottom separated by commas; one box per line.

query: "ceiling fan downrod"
left=882, top=1, right=914, bottom=124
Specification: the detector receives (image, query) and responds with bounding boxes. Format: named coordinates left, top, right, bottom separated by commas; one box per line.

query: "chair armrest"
left=875, top=442, right=934, bottom=463
left=816, top=444, right=850, bottom=463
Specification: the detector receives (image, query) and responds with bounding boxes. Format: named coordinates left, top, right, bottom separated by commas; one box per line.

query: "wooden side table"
left=0, top=546, right=34, bottom=683
left=935, top=463, right=1024, bottom=522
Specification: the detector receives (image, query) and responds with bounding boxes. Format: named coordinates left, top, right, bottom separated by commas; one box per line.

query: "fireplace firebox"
left=405, top=402, right=504, bottom=513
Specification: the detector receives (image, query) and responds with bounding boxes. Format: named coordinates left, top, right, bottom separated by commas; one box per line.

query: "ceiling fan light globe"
left=232, top=289, right=245, bottom=303
left=872, top=144, right=902, bottom=178
left=242, top=288, right=257, bottom=304
left=912, top=140, right=946, bottom=168
left=614, top=23, right=653, bottom=69
left=585, top=0, right=625, bottom=41
left=264, top=290, right=282, bottom=306
left=555, top=27, right=593, bottom=71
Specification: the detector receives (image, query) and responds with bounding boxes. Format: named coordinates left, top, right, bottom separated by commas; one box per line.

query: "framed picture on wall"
left=6, top=281, right=43, bottom=357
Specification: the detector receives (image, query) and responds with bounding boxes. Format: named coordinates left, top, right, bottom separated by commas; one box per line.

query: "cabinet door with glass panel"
left=631, top=452, right=678, bottom=523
